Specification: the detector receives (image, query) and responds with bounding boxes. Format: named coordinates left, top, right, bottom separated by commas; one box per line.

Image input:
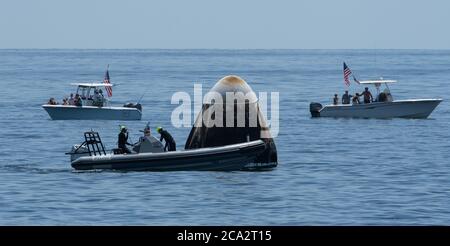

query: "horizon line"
left=1, top=48, right=450, bottom=51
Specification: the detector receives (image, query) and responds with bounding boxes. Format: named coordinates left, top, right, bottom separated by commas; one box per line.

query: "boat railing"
left=71, top=131, right=107, bottom=157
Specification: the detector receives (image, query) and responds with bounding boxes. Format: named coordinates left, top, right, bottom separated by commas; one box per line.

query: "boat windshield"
left=372, top=83, right=394, bottom=102
left=73, top=83, right=112, bottom=100
left=76, top=86, right=93, bottom=99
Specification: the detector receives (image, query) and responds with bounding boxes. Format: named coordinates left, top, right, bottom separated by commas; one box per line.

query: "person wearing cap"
left=157, top=127, right=176, bottom=152
left=118, top=126, right=132, bottom=154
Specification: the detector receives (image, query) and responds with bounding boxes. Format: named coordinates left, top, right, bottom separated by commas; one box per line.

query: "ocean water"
left=0, top=49, right=449, bottom=225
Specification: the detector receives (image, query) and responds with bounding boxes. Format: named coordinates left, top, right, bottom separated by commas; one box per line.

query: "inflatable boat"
left=68, top=131, right=276, bottom=171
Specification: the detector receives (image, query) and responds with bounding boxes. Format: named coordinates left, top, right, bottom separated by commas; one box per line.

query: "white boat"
left=310, top=79, right=442, bottom=119
left=43, top=83, right=142, bottom=120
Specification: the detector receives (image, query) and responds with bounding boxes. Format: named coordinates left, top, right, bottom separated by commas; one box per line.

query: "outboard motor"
left=123, top=102, right=142, bottom=112
left=310, top=102, right=323, bottom=117
left=68, top=144, right=90, bottom=162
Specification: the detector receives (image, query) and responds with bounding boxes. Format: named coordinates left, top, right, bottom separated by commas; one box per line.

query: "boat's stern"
left=309, top=102, right=323, bottom=117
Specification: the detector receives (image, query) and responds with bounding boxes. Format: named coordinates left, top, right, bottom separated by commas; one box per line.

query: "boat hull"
left=71, top=140, right=277, bottom=171
left=315, top=99, right=442, bottom=119
left=43, top=105, right=142, bottom=120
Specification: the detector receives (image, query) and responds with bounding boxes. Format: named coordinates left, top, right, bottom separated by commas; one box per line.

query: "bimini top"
left=70, top=83, right=114, bottom=87
left=356, top=79, right=397, bottom=84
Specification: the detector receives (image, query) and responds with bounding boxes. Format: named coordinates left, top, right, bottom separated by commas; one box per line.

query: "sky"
left=0, top=0, right=449, bottom=49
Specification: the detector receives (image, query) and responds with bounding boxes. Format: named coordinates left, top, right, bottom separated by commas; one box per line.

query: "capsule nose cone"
left=207, top=75, right=258, bottom=103
left=218, top=75, right=246, bottom=85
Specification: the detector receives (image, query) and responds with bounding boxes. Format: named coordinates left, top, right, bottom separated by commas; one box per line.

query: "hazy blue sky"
left=0, top=0, right=449, bottom=49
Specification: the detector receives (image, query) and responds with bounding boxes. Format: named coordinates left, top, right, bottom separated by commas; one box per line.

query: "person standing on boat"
left=156, top=127, right=176, bottom=152
left=333, top=94, right=339, bottom=105
left=118, top=126, right=132, bottom=154
left=68, top=93, right=75, bottom=105
left=361, top=87, right=373, bottom=104
left=92, top=89, right=104, bottom=107
left=92, top=89, right=99, bottom=105
left=352, top=93, right=361, bottom=104
left=342, top=90, right=352, bottom=104
left=74, top=94, right=82, bottom=106
left=98, top=89, right=105, bottom=106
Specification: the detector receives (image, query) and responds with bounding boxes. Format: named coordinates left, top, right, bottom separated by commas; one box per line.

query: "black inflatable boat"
left=69, top=131, right=275, bottom=171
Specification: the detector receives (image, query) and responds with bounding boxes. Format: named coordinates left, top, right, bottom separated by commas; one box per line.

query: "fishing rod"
left=136, top=86, right=151, bottom=105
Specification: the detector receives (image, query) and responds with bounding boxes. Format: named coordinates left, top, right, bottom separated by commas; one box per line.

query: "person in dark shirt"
left=352, top=93, right=361, bottom=104
left=118, top=126, right=132, bottom=154
left=341, top=90, right=352, bottom=104
left=333, top=94, right=339, bottom=105
left=361, top=87, right=373, bottom=104
left=48, top=97, right=57, bottom=105
left=156, top=127, right=176, bottom=151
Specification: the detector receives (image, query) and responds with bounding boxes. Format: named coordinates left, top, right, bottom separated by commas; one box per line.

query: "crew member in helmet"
left=118, top=126, right=132, bottom=154
left=156, top=127, right=176, bottom=151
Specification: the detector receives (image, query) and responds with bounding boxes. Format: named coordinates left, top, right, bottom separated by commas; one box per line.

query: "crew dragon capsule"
left=185, top=75, right=278, bottom=168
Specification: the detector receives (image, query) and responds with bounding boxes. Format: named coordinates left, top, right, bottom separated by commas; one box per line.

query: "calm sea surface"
left=0, top=49, right=449, bottom=225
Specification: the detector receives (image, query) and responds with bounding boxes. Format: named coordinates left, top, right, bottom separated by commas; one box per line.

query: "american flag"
left=343, top=62, right=352, bottom=86
left=104, top=66, right=112, bottom=97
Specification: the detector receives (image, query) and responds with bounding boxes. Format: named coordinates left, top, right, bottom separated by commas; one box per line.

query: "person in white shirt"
left=68, top=93, right=75, bottom=105
left=92, top=89, right=102, bottom=107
